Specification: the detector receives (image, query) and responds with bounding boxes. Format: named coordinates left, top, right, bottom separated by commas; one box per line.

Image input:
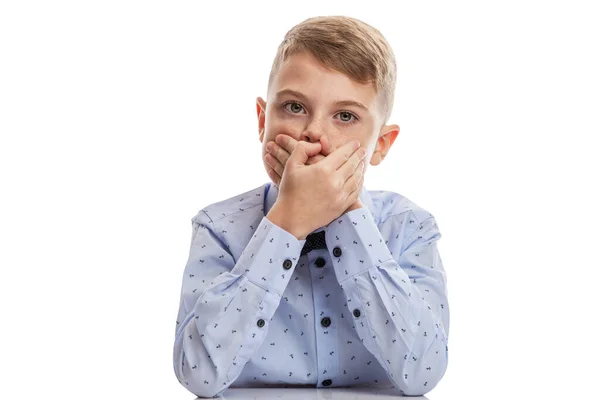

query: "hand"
left=265, top=134, right=366, bottom=239
left=265, top=136, right=366, bottom=215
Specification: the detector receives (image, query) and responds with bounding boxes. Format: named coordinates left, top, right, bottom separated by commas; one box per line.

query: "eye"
left=337, top=111, right=359, bottom=125
left=282, top=101, right=305, bottom=114
left=281, top=101, right=360, bottom=125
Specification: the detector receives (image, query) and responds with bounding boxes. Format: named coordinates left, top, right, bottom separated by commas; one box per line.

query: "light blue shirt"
left=173, top=182, right=449, bottom=398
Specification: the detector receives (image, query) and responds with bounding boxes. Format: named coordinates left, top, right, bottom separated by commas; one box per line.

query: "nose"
left=301, top=118, right=328, bottom=143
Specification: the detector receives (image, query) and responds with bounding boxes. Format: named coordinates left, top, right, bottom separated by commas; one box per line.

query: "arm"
left=173, top=209, right=306, bottom=398
left=325, top=207, right=449, bottom=396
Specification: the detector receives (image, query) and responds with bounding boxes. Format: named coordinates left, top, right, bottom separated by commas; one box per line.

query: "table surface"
left=217, top=387, right=427, bottom=399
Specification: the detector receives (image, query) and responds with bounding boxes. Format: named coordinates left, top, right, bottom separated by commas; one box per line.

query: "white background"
left=1, top=1, right=598, bottom=398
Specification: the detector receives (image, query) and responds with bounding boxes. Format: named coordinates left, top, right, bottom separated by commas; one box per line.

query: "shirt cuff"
left=232, top=215, right=306, bottom=296
left=325, top=207, right=394, bottom=283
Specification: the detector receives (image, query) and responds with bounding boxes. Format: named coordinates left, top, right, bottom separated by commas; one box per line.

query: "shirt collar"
left=263, top=181, right=376, bottom=234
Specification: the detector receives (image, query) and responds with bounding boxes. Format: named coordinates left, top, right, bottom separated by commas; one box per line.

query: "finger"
left=266, top=166, right=281, bottom=186
left=267, top=141, right=291, bottom=169
left=338, top=145, right=367, bottom=181
left=319, top=135, right=335, bottom=156
left=276, top=134, right=322, bottom=157
left=342, top=163, right=364, bottom=208
left=322, top=139, right=363, bottom=171
left=264, top=152, right=284, bottom=177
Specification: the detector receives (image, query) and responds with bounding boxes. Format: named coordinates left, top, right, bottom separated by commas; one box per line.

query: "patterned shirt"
left=173, top=182, right=450, bottom=398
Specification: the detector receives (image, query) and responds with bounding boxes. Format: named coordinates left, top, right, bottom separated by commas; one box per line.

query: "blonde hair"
left=268, top=15, right=397, bottom=125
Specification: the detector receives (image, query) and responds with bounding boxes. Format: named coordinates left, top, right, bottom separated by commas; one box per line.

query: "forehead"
left=270, top=52, right=379, bottom=111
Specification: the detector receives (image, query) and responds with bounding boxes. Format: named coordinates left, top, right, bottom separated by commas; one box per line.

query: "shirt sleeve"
left=173, top=210, right=306, bottom=398
left=325, top=207, right=449, bottom=396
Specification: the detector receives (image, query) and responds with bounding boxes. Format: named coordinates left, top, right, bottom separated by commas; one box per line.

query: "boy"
left=173, top=15, right=449, bottom=398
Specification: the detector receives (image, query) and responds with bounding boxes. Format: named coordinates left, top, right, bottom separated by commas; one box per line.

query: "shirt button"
left=353, top=309, right=361, bottom=318
left=257, top=319, right=265, bottom=328
left=282, top=259, right=292, bottom=270
left=321, top=317, right=331, bottom=327
left=322, top=379, right=332, bottom=386
left=314, top=257, right=326, bottom=268
left=333, top=247, right=342, bottom=257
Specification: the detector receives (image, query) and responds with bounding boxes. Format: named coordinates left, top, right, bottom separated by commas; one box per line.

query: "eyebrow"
left=275, top=89, right=370, bottom=112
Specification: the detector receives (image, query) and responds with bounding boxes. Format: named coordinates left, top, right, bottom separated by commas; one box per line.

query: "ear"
left=256, top=97, right=267, bottom=143
left=370, top=124, right=400, bottom=166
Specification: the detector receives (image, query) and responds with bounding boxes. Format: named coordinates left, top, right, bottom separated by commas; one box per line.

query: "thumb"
left=289, top=141, right=321, bottom=166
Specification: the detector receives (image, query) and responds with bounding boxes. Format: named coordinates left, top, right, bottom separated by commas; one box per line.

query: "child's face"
left=256, top=51, right=399, bottom=185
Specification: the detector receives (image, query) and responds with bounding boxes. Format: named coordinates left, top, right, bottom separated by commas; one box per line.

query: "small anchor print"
left=353, top=240, right=358, bottom=244
left=216, top=344, right=221, bottom=348
left=304, top=352, right=308, bottom=355
left=426, top=366, right=431, bottom=371
left=367, top=361, right=372, bottom=365
left=290, top=354, right=294, bottom=359
left=261, top=356, right=267, bottom=360
left=213, top=323, right=218, bottom=328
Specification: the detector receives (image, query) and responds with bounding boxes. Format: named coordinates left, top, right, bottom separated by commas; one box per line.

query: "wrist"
left=266, top=202, right=310, bottom=240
